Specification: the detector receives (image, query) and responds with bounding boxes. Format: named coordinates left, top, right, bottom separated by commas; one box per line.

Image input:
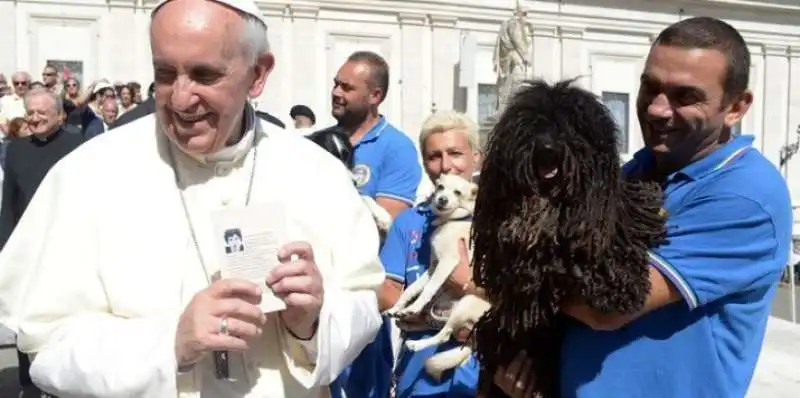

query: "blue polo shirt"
left=350, top=116, right=422, bottom=205
left=560, top=135, right=792, bottom=398
left=382, top=205, right=479, bottom=398
left=332, top=117, right=422, bottom=398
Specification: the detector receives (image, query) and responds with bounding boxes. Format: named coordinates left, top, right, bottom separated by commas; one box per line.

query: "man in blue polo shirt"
left=492, top=17, right=792, bottom=398
left=328, top=50, right=422, bottom=398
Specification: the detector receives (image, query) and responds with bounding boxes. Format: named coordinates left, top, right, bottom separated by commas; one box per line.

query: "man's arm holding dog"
left=562, top=194, right=781, bottom=331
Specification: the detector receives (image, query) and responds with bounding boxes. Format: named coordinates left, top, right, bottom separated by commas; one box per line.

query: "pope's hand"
left=266, top=241, right=324, bottom=340
left=175, top=279, right=266, bottom=369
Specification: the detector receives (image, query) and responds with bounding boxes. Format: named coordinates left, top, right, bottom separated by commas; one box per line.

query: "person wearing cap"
left=290, top=104, right=316, bottom=129
left=0, top=1, right=384, bottom=397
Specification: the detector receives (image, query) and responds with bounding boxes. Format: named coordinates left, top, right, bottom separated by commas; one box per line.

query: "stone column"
left=0, top=1, right=17, bottom=73
left=134, top=0, right=153, bottom=86
left=398, top=13, right=428, bottom=138
left=254, top=3, right=288, bottom=114
left=429, top=15, right=459, bottom=112
left=762, top=44, right=790, bottom=167
left=288, top=5, right=320, bottom=113
left=107, top=0, right=137, bottom=83
left=530, top=25, right=558, bottom=83
left=559, top=27, right=585, bottom=83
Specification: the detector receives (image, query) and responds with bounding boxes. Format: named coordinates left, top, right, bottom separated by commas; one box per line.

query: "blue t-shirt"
left=560, top=135, right=793, bottom=398
left=332, top=117, right=423, bottom=398
left=351, top=116, right=422, bottom=205
left=382, top=205, right=479, bottom=398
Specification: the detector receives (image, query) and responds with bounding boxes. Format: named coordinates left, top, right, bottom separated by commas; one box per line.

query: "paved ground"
left=770, top=283, right=800, bottom=322
left=0, top=347, right=19, bottom=397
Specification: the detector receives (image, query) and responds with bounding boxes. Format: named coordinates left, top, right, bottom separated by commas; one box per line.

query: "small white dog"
left=362, top=196, right=393, bottom=232
left=385, top=174, right=491, bottom=379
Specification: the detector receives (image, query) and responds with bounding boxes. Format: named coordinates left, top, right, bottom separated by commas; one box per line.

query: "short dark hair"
left=653, top=16, right=750, bottom=104
left=347, top=51, right=390, bottom=102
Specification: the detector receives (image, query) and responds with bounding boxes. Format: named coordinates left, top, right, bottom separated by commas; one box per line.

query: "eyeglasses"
left=42, top=72, right=56, bottom=77
left=13, top=81, right=28, bottom=86
left=66, top=83, right=78, bottom=88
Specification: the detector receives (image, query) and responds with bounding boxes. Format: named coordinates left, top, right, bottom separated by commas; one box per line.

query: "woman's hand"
left=445, top=238, right=472, bottom=295
left=494, top=351, right=536, bottom=398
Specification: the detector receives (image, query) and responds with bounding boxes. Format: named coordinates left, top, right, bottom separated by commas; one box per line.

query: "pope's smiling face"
left=149, top=0, right=273, bottom=155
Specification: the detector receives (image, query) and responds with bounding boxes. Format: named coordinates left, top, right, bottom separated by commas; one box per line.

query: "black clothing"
left=256, top=110, right=286, bottom=129
left=0, top=127, right=84, bottom=391
left=108, top=97, right=286, bottom=129
left=0, top=128, right=86, bottom=249
left=109, top=97, right=155, bottom=129
left=65, top=104, right=99, bottom=136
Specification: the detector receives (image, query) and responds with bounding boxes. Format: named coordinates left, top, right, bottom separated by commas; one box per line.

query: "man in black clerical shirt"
left=0, top=87, right=85, bottom=397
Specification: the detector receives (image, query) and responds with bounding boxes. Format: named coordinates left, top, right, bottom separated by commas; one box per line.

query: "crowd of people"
left=0, top=0, right=793, bottom=398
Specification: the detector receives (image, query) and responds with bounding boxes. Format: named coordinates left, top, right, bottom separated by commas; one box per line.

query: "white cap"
left=151, top=0, right=267, bottom=27
left=93, top=81, right=114, bottom=94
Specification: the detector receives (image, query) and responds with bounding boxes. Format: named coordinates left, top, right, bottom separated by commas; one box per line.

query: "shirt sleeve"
left=380, top=214, right=410, bottom=284
left=649, top=193, right=784, bottom=310
left=375, top=137, right=421, bottom=205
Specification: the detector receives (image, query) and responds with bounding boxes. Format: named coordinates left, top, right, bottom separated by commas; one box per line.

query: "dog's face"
left=485, top=80, right=622, bottom=200
left=430, top=174, right=477, bottom=220
left=307, top=127, right=354, bottom=170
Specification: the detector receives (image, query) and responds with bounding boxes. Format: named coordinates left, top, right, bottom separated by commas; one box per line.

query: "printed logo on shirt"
left=352, top=164, right=371, bottom=187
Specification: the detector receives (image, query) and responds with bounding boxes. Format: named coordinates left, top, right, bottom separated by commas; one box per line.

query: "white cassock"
left=0, top=106, right=385, bottom=397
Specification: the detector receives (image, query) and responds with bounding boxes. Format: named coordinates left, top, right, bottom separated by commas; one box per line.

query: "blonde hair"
left=418, top=110, right=480, bottom=152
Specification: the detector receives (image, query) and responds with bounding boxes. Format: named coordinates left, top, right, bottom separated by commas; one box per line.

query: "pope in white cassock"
left=0, top=0, right=385, bottom=396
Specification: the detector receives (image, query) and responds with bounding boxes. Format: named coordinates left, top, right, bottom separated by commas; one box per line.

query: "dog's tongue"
left=538, top=166, right=559, bottom=179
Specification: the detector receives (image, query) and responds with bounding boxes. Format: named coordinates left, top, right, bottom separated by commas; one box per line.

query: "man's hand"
left=175, top=279, right=266, bottom=369
left=444, top=238, right=472, bottom=295
left=494, top=351, right=536, bottom=398
left=267, top=242, right=324, bottom=340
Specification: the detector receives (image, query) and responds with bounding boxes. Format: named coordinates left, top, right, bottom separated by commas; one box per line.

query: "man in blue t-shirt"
left=328, top=50, right=422, bottom=398
left=493, top=17, right=792, bottom=398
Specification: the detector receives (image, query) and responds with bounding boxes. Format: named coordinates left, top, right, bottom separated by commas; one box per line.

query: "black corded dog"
left=306, top=126, right=393, bottom=232
left=470, top=79, right=667, bottom=398
left=306, top=126, right=354, bottom=169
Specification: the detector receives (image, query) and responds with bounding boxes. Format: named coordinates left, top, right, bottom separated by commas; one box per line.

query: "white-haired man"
left=0, top=0, right=384, bottom=397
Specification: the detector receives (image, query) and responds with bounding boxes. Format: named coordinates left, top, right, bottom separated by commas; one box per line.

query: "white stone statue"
left=493, top=3, right=533, bottom=112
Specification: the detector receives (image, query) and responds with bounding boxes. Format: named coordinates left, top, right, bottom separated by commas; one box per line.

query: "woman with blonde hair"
left=379, top=110, right=483, bottom=398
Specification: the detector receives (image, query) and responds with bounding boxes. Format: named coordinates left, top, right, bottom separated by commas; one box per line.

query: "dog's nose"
left=437, top=196, right=449, bottom=206
left=536, top=143, right=560, bottom=168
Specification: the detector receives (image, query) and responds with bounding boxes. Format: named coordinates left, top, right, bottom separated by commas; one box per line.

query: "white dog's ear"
left=469, top=183, right=478, bottom=199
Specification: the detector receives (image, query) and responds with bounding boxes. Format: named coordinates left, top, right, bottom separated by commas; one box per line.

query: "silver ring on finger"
left=219, top=317, right=229, bottom=335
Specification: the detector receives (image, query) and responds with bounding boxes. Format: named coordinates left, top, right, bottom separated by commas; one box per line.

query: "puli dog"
left=470, top=79, right=667, bottom=397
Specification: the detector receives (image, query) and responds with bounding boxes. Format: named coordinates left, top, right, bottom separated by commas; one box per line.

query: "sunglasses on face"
left=13, top=81, right=28, bottom=86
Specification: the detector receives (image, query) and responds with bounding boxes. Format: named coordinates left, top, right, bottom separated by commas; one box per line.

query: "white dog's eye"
left=436, top=185, right=444, bottom=191
left=454, top=190, right=462, bottom=196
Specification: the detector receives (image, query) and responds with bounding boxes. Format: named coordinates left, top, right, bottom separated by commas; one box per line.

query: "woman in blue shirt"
left=380, top=110, right=483, bottom=398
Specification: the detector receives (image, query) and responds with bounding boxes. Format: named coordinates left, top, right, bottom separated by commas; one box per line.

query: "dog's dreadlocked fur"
left=471, top=79, right=667, bottom=398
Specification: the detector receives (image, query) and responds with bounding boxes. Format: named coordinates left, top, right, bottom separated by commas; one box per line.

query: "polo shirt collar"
left=353, top=115, right=388, bottom=148
left=630, top=135, right=753, bottom=182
